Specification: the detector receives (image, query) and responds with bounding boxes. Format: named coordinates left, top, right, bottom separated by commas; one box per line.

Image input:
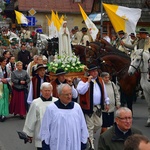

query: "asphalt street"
left=0, top=97, right=149, bottom=150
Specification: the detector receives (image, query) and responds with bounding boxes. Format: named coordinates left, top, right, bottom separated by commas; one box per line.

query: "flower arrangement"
left=48, top=53, right=86, bottom=73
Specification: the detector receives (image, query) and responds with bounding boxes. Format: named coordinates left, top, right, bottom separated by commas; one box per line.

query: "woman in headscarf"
left=59, top=21, right=72, bottom=56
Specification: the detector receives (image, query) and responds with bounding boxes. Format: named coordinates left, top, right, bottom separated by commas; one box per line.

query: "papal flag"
left=14, top=10, right=28, bottom=25
left=78, top=4, right=98, bottom=41
left=103, top=3, right=141, bottom=34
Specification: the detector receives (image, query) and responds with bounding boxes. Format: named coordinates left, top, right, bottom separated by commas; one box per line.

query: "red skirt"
left=9, top=88, right=26, bottom=116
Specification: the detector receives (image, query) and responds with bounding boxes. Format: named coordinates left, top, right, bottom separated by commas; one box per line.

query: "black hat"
left=129, top=33, right=135, bottom=37
left=74, top=26, right=79, bottom=30
left=118, top=30, right=125, bottom=35
left=81, top=27, right=88, bottom=32
left=35, top=64, right=48, bottom=72
left=55, top=68, right=66, bottom=75
left=103, top=29, right=107, bottom=34
left=139, top=28, right=148, bottom=34
left=88, top=64, right=98, bottom=71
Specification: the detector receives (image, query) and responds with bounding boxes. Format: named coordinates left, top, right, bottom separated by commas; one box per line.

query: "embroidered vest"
left=79, top=77, right=105, bottom=114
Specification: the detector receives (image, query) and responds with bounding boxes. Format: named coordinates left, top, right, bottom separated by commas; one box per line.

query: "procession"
left=0, top=0, right=150, bottom=150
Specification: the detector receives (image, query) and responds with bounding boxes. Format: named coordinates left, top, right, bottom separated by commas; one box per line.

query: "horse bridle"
left=129, top=50, right=144, bottom=73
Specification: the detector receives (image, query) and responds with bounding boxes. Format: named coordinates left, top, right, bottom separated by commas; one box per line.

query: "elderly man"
left=77, top=64, right=110, bottom=150
left=27, top=64, right=50, bottom=104
left=98, top=107, right=142, bottom=150
left=23, top=82, right=58, bottom=150
left=40, top=84, right=89, bottom=150
left=51, top=68, right=78, bottom=102
left=124, top=134, right=150, bottom=150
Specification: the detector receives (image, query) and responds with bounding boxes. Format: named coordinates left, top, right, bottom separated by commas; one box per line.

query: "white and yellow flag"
left=103, top=3, right=141, bottom=34
left=14, top=10, right=28, bottom=25
left=78, top=4, right=98, bottom=41
left=50, top=10, right=62, bottom=38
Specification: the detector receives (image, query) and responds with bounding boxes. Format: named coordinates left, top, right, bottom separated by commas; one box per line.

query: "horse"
left=72, top=44, right=98, bottom=67
left=100, top=50, right=140, bottom=111
left=47, top=37, right=59, bottom=56
left=36, top=33, right=49, bottom=52
left=128, top=49, right=150, bottom=126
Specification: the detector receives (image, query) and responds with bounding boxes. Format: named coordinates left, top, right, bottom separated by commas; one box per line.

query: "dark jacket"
left=98, top=123, right=142, bottom=150
left=18, top=50, right=31, bottom=70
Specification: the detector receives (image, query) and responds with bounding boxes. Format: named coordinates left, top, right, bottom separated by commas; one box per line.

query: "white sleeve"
left=103, top=81, right=110, bottom=105
left=77, top=104, right=89, bottom=144
left=77, top=81, right=89, bottom=95
left=71, top=85, right=78, bottom=99
left=27, top=81, right=33, bottom=104
left=40, top=106, right=52, bottom=144
left=23, top=102, right=37, bottom=137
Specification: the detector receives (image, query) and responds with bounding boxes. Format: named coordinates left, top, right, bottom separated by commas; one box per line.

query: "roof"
left=18, top=0, right=94, bottom=14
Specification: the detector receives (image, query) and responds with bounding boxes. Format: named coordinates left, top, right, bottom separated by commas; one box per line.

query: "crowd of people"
left=0, top=24, right=150, bottom=150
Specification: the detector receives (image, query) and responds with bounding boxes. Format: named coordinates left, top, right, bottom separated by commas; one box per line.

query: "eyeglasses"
left=117, top=117, right=132, bottom=121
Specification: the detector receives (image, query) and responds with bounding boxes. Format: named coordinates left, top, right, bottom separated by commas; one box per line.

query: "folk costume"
left=116, top=30, right=131, bottom=54
left=50, top=68, right=78, bottom=102
left=9, top=69, right=30, bottom=116
left=77, top=65, right=109, bottom=149
left=6, top=62, right=16, bottom=73
left=51, top=78, right=78, bottom=101
left=59, top=21, right=72, bottom=56
left=102, top=80, right=120, bottom=128
left=23, top=96, right=58, bottom=148
left=0, top=65, right=11, bottom=121
left=27, top=64, right=49, bottom=104
left=40, top=100, right=89, bottom=150
left=79, top=27, right=90, bottom=46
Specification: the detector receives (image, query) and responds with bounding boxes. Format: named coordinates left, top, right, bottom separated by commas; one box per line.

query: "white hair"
left=57, top=84, right=71, bottom=95
left=115, top=107, right=132, bottom=118
left=40, top=82, right=53, bottom=90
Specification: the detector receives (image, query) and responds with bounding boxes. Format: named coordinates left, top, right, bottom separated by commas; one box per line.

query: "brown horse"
left=72, top=45, right=97, bottom=67
left=100, top=50, right=140, bottom=111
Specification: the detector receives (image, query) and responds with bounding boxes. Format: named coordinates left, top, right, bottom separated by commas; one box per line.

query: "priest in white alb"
left=40, top=84, right=89, bottom=150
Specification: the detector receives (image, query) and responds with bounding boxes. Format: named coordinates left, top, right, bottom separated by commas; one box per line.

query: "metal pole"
left=100, top=0, right=103, bottom=38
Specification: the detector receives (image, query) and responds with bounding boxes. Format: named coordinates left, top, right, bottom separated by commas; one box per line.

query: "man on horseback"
left=116, top=30, right=131, bottom=54
left=121, top=28, right=150, bottom=52
left=79, top=27, right=91, bottom=46
left=71, top=26, right=82, bottom=45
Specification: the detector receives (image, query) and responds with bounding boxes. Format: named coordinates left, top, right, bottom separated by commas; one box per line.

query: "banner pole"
left=100, top=0, right=103, bottom=38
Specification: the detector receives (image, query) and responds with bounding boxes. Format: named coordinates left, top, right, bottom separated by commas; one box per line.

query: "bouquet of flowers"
left=48, top=53, right=86, bottom=73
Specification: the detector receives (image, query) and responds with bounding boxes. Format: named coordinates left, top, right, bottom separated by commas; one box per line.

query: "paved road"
left=0, top=98, right=149, bottom=150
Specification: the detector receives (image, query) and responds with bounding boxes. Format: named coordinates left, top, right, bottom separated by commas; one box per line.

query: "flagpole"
left=100, top=0, right=103, bottom=38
